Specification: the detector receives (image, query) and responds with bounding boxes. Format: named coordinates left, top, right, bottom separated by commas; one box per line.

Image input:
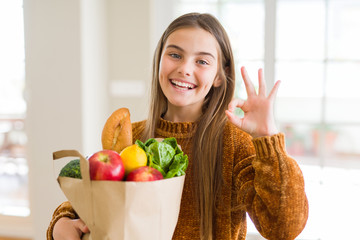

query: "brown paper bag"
left=53, top=149, right=185, bottom=240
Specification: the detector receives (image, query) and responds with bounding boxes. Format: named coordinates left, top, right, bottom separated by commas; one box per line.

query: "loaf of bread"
left=101, top=108, right=132, bottom=153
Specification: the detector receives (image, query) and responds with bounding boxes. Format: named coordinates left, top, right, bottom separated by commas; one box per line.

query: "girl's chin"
left=167, top=100, right=189, bottom=108
left=164, top=94, right=190, bottom=105
left=167, top=99, right=204, bottom=110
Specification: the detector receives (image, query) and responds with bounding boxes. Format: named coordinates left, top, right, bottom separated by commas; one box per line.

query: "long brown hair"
left=142, top=13, right=235, bottom=239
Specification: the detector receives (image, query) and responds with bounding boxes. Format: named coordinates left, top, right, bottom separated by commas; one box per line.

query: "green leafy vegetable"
left=135, top=137, right=188, bottom=178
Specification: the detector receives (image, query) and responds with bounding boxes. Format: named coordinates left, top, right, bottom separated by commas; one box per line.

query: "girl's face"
left=159, top=27, right=221, bottom=120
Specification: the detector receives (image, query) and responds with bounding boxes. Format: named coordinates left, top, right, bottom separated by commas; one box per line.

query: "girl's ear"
left=213, top=66, right=229, bottom=87
left=213, top=77, right=222, bottom=87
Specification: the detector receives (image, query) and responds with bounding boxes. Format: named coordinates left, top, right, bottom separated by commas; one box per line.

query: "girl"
left=48, top=12, right=308, bottom=240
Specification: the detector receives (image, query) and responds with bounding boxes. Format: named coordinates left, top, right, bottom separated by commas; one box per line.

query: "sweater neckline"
left=156, top=118, right=197, bottom=139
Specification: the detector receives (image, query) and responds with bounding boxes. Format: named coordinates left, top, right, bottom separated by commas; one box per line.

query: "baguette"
left=101, top=108, right=132, bottom=153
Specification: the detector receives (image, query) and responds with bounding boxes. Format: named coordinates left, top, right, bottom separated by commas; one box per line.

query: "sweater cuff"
left=46, top=211, right=78, bottom=240
left=252, top=132, right=287, bottom=158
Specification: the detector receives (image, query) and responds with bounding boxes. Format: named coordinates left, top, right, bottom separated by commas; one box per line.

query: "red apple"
left=126, top=166, right=164, bottom=182
left=88, top=150, right=125, bottom=181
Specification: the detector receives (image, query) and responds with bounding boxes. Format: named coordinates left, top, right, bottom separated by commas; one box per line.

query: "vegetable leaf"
left=135, top=137, right=188, bottom=178
left=135, top=139, right=146, bottom=151
left=148, top=142, right=175, bottom=172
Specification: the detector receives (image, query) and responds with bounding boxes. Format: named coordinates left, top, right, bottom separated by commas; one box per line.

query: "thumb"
left=74, top=219, right=90, bottom=234
left=225, top=110, right=244, bottom=130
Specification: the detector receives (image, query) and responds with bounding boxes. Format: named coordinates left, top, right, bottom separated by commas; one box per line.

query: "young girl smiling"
left=48, top=12, right=308, bottom=240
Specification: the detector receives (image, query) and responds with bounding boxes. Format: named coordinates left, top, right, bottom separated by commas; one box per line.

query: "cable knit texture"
left=47, top=118, right=308, bottom=240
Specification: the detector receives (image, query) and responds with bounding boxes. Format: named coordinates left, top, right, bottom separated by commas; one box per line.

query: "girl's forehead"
left=164, top=27, right=220, bottom=56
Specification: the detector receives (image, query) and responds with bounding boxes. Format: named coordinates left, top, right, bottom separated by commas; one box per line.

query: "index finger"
left=228, top=98, right=246, bottom=112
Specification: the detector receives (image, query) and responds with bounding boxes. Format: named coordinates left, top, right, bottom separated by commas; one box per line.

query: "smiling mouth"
left=170, top=79, right=197, bottom=89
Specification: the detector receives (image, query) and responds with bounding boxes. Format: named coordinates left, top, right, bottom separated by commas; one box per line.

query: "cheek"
left=158, top=59, right=171, bottom=89
left=159, top=57, right=173, bottom=77
left=199, top=68, right=219, bottom=87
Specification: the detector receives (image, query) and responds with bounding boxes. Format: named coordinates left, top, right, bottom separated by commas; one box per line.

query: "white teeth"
left=171, top=80, right=195, bottom=89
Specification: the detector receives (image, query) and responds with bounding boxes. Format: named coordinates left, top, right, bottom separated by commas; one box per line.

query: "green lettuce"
left=135, top=137, right=188, bottom=178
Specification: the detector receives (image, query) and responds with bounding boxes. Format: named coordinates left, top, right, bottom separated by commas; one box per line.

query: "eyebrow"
left=166, top=44, right=216, bottom=60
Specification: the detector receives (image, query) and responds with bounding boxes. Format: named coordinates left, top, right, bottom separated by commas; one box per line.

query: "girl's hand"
left=53, top=217, right=89, bottom=240
left=225, top=66, right=281, bottom=138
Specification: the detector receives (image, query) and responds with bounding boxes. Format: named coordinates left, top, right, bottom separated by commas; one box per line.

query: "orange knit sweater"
left=47, top=119, right=308, bottom=240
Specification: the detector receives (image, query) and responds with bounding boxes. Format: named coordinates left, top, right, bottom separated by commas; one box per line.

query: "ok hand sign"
left=225, top=66, right=281, bottom=138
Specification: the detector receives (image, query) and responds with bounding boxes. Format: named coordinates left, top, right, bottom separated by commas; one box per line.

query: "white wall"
left=106, top=0, right=151, bottom=122
left=22, top=0, right=154, bottom=239
left=80, top=0, right=108, bottom=155
left=24, top=1, right=83, bottom=239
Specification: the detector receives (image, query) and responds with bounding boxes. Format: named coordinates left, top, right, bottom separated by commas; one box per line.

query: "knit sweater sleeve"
left=46, top=201, right=78, bottom=240
left=234, top=132, right=308, bottom=240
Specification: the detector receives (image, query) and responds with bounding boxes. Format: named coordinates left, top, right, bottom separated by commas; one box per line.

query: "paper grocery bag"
left=53, top=150, right=185, bottom=240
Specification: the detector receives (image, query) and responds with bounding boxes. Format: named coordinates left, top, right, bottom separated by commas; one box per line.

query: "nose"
left=177, top=59, right=192, bottom=77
